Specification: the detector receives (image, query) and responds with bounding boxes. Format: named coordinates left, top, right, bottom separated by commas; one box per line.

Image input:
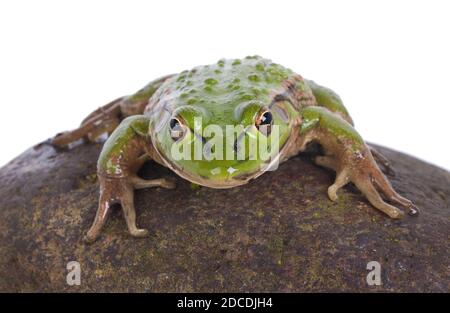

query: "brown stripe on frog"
left=286, top=74, right=317, bottom=107
left=144, top=75, right=178, bottom=117
left=269, top=74, right=316, bottom=112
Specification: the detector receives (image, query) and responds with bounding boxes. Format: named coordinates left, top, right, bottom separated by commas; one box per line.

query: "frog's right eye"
left=255, top=110, right=273, bottom=136
left=169, top=118, right=186, bottom=141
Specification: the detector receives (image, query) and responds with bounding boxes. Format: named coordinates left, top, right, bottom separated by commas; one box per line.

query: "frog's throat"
left=150, top=127, right=300, bottom=189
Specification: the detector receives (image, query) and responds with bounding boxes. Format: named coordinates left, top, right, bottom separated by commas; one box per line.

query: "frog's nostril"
left=233, top=139, right=239, bottom=153
left=233, top=127, right=248, bottom=154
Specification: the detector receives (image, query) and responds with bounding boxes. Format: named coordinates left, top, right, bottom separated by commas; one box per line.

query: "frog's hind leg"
left=80, top=96, right=123, bottom=126
left=51, top=74, right=173, bottom=148
left=52, top=97, right=124, bottom=147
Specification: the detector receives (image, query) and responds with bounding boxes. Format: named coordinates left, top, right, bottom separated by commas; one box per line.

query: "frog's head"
left=146, top=56, right=305, bottom=188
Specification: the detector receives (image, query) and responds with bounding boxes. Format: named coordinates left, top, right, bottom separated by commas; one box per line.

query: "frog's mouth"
left=151, top=128, right=299, bottom=189
left=163, top=164, right=257, bottom=189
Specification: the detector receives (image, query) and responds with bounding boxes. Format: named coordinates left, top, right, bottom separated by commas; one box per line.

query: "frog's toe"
left=315, top=153, right=409, bottom=219
left=314, top=156, right=350, bottom=202
left=327, top=169, right=350, bottom=202
left=354, top=176, right=405, bottom=219
left=83, top=234, right=98, bottom=244
left=129, top=228, right=149, bottom=238
left=389, top=208, right=405, bottom=219
left=131, top=176, right=176, bottom=190
left=408, top=205, right=420, bottom=216
left=370, top=166, right=420, bottom=217
left=387, top=193, right=419, bottom=216
left=161, top=177, right=177, bottom=189
left=327, top=185, right=339, bottom=202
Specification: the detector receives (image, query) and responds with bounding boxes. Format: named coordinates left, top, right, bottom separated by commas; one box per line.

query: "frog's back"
left=145, top=56, right=316, bottom=123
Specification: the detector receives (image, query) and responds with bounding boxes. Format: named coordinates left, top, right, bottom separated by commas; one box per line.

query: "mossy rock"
left=0, top=141, right=448, bottom=292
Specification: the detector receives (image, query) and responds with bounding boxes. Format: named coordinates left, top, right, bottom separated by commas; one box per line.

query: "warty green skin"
left=145, top=56, right=306, bottom=186
left=51, top=56, right=418, bottom=242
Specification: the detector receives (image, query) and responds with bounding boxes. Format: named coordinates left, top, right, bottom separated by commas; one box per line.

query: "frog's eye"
left=169, top=118, right=185, bottom=141
left=255, top=110, right=273, bottom=135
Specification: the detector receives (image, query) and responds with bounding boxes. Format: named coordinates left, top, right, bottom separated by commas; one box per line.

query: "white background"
left=0, top=0, right=449, bottom=170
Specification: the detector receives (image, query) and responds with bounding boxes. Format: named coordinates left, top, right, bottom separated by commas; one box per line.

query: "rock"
left=0, top=141, right=448, bottom=292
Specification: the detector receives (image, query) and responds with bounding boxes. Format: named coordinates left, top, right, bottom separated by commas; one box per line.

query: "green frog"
left=52, top=56, right=419, bottom=243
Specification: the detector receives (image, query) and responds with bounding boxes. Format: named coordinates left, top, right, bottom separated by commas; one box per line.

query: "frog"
left=51, top=56, right=419, bottom=243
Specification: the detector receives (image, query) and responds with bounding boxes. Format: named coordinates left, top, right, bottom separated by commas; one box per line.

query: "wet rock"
left=0, top=142, right=448, bottom=292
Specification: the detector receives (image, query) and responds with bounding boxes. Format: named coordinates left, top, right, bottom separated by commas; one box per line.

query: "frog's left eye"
left=169, top=118, right=186, bottom=141
left=255, top=110, right=273, bottom=135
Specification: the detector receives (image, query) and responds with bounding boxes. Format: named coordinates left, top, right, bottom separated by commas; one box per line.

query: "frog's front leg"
left=299, top=107, right=419, bottom=218
left=306, top=79, right=395, bottom=175
left=84, top=115, right=175, bottom=243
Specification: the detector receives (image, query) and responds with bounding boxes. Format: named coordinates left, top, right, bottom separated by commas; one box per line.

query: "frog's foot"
left=314, top=155, right=419, bottom=219
left=84, top=193, right=112, bottom=244
left=368, top=145, right=395, bottom=176
left=315, top=156, right=349, bottom=202
left=84, top=175, right=175, bottom=243
left=131, top=176, right=176, bottom=190
left=51, top=97, right=123, bottom=148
